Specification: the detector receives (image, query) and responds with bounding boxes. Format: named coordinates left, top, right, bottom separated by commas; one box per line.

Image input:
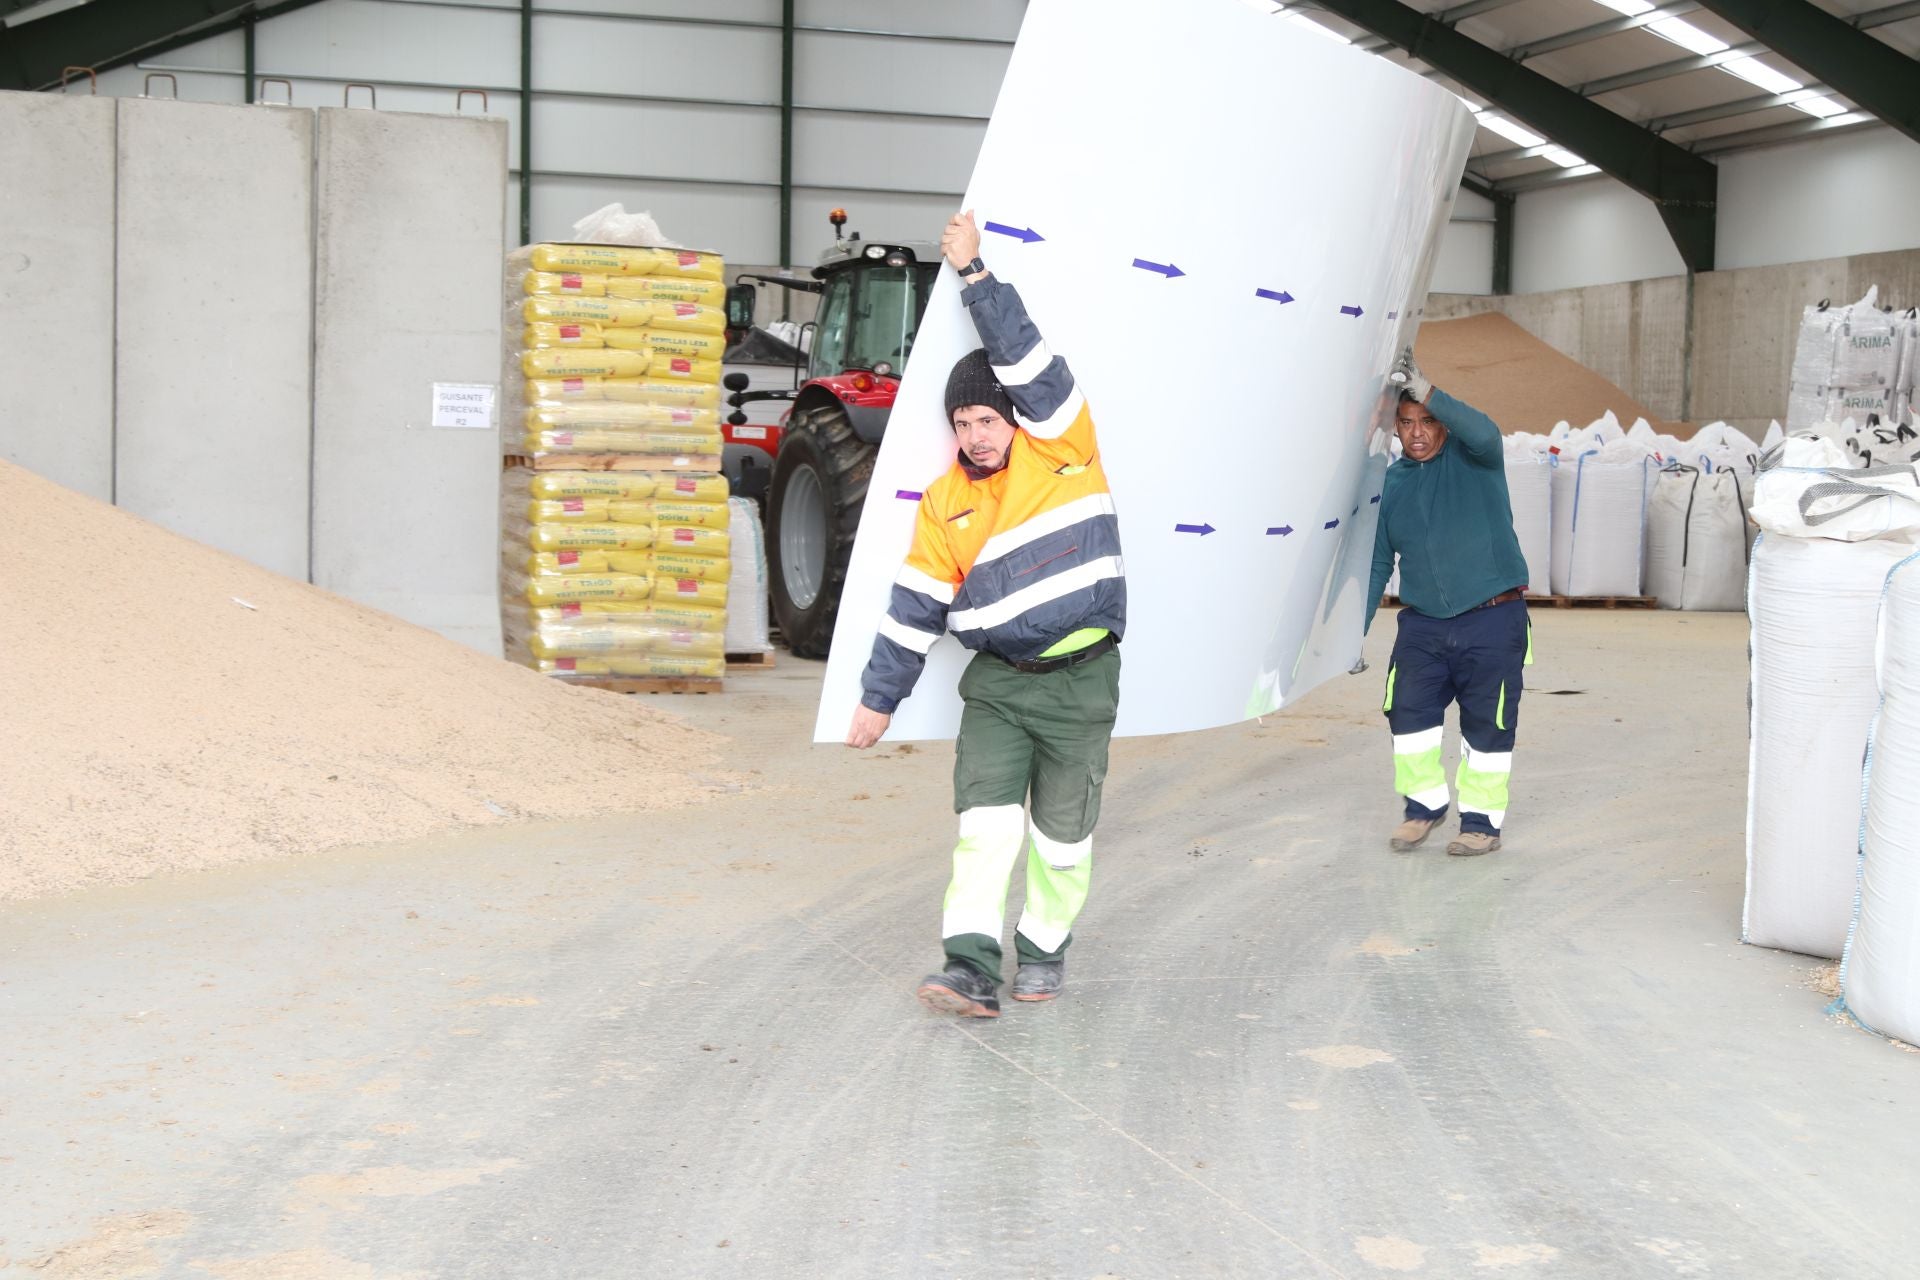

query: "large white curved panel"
left=814, top=0, right=1475, bottom=742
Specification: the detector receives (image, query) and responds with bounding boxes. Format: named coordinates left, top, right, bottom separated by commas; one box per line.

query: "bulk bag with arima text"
left=1743, top=533, right=1913, bottom=957
left=1839, top=550, right=1920, bottom=1041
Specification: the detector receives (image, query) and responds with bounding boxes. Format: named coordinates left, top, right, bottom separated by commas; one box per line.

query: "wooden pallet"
left=1381, top=594, right=1656, bottom=611
left=726, top=650, right=776, bottom=669
left=572, top=676, right=724, bottom=695
left=502, top=453, right=722, bottom=473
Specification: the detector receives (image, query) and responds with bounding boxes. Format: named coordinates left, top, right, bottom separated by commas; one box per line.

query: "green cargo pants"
left=942, top=647, right=1121, bottom=979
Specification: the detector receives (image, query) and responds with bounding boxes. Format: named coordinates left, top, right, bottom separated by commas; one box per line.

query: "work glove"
left=1390, top=348, right=1432, bottom=403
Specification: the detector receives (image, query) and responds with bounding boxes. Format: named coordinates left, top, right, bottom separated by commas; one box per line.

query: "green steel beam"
left=1686, top=0, right=1920, bottom=144
left=1314, top=0, right=1719, bottom=272
left=779, top=0, right=794, bottom=270
left=519, top=0, right=531, bottom=245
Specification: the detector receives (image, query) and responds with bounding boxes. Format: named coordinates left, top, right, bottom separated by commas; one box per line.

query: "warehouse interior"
left=2, top=0, right=1919, bottom=1275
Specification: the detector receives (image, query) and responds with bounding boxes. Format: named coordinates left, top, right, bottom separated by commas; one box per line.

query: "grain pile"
left=1414, top=312, right=1671, bottom=434
left=0, top=460, right=729, bottom=903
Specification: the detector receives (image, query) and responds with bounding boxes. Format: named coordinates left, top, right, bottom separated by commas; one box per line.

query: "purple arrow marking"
left=1134, top=258, right=1186, bottom=279
left=1388, top=310, right=1399, bottom=320
left=1339, top=304, right=1364, bottom=318
left=1324, top=518, right=1341, bottom=530
left=983, top=220, right=1043, bottom=243
left=1174, top=522, right=1215, bottom=535
left=1254, top=287, right=1294, bottom=304
left=1370, top=494, right=1381, bottom=504
left=1267, top=525, right=1294, bottom=536
left=895, top=490, right=922, bottom=501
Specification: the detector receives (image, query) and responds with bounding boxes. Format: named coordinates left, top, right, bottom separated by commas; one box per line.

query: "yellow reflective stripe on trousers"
left=1456, top=746, right=1511, bottom=823
left=1382, top=662, right=1398, bottom=713
left=1524, top=620, right=1535, bottom=667
left=1496, top=680, right=1507, bottom=732
left=1016, top=837, right=1093, bottom=955
left=1392, top=727, right=1444, bottom=802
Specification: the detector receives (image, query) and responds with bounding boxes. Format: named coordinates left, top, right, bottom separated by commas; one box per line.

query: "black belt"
left=997, top=633, right=1118, bottom=674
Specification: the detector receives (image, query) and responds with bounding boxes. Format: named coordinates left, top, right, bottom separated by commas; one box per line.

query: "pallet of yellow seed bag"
left=525, top=377, right=720, bottom=412
left=529, top=244, right=723, bottom=281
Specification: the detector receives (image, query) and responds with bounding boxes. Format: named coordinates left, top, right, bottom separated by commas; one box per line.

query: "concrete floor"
left=2, top=609, right=1914, bottom=1279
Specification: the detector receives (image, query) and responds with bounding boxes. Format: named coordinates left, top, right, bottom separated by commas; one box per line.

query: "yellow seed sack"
left=650, top=574, right=729, bottom=609
left=603, top=550, right=731, bottom=581
left=524, top=296, right=726, bottom=335
left=651, top=524, right=731, bottom=558
left=521, top=348, right=654, bottom=379
left=604, top=655, right=726, bottom=680
left=527, top=497, right=612, bottom=523
left=536, top=657, right=615, bottom=676
left=644, top=500, right=730, bottom=529
left=601, top=327, right=726, bottom=361
left=524, top=269, right=608, bottom=297
left=525, top=377, right=720, bottom=411
left=529, top=244, right=724, bottom=281
left=602, top=275, right=726, bottom=306
left=525, top=403, right=719, bottom=432
left=522, top=550, right=614, bottom=576
left=527, top=601, right=655, bottom=623
left=524, top=321, right=610, bottom=349
left=520, top=429, right=723, bottom=457
left=526, top=521, right=657, bottom=552
left=632, top=602, right=727, bottom=632
left=646, top=355, right=724, bottom=384
left=520, top=572, right=652, bottom=605
left=528, top=473, right=659, bottom=501
left=651, top=473, right=731, bottom=504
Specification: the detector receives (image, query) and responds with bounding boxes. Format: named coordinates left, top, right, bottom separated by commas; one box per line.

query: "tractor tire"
left=767, top=400, right=875, bottom=657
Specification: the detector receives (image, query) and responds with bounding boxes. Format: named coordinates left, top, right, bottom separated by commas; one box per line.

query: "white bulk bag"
left=723, top=497, right=772, bottom=655
left=1752, top=451, right=1920, bottom=544
left=1788, top=298, right=1849, bottom=435
left=1504, top=444, right=1552, bottom=594
left=1745, top=534, right=1914, bottom=957
left=1549, top=444, right=1647, bottom=597
left=1840, top=550, right=1920, bottom=1040
left=1645, top=465, right=1750, bottom=610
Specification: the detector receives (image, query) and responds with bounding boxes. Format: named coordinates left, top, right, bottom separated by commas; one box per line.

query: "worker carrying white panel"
left=1840, top=549, right=1920, bottom=1042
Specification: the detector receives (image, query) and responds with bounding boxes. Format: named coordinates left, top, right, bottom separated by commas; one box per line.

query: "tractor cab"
left=720, top=210, right=940, bottom=657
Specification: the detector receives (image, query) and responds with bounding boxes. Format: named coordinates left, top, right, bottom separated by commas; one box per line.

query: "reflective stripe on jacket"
left=859, top=275, right=1126, bottom=714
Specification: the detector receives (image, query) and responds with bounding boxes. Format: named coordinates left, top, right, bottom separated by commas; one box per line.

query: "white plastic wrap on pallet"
left=1505, top=452, right=1552, bottom=594
left=1645, top=466, right=1750, bottom=611
left=723, top=497, right=771, bottom=655
left=1744, top=534, right=1912, bottom=958
left=1840, top=550, right=1920, bottom=1040
left=1548, top=445, right=1647, bottom=597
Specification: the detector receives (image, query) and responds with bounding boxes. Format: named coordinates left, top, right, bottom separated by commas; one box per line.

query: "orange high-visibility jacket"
left=858, top=274, right=1126, bottom=714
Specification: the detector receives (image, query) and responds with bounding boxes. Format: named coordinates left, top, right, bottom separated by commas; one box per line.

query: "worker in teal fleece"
left=1364, top=349, right=1533, bottom=856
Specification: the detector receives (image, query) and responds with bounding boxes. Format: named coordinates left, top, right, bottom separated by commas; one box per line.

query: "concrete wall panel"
left=114, top=98, right=314, bottom=578
left=0, top=91, right=117, bottom=499
left=311, top=108, right=508, bottom=653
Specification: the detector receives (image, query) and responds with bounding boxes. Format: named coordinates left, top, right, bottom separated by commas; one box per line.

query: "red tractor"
left=723, top=210, right=939, bottom=657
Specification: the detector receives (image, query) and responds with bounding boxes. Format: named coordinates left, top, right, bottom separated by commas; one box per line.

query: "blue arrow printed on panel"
left=1324, top=518, right=1340, bottom=530
left=984, top=221, right=1044, bottom=243
left=896, top=490, right=922, bottom=501
left=1371, top=494, right=1381, bottom=504
left=1134, top=258, right=1186, bottom=278
left=1339, top=305, right=1364, bottom=317
left=1267, top=525, right=1294, bottom=536
left=1255, top=287, right=1294, bottom=303
left=1174, top=522, right=1215, bottom=535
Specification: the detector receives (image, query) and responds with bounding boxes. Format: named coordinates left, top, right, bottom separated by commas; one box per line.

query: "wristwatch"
left=961, top=256, right=987, bottom=278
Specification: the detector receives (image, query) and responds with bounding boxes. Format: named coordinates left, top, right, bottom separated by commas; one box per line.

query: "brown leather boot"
left=1446, top=832, right=1501, bottom=857
left=1389, top=817, right=1439, bottom=851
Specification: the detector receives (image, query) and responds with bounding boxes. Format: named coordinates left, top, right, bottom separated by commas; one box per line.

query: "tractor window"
left=810, top=273, right=855, bottom=381
left=845, top=268, right=925, bottom=372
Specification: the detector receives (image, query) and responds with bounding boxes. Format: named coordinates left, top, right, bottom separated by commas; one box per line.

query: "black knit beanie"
left=944, top=349, right=1018, bottom=426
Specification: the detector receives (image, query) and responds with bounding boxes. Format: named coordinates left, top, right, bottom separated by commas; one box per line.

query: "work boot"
left=1010, top=960, right=1065, bottom=1003
left=1446, top=831, right=1501, bottom=857
left=916, top=963, right=1000, bottom=1018
left=1389, top=816, right=1439, bottom=851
